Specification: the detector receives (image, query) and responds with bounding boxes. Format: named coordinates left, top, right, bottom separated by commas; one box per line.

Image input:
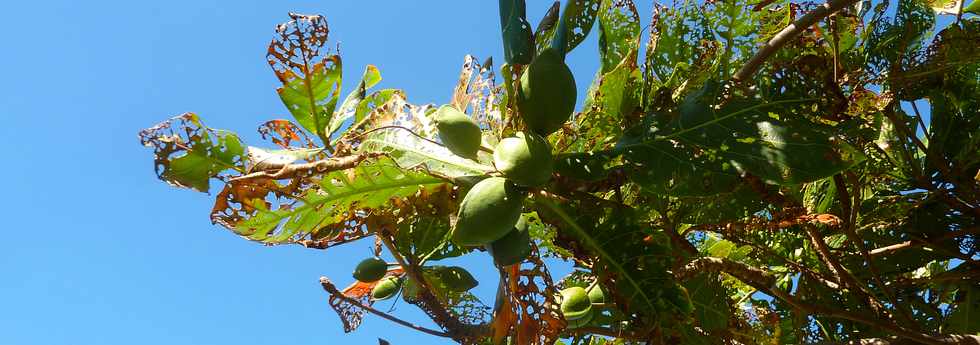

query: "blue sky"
left=0, top=1, right=646, bottom=344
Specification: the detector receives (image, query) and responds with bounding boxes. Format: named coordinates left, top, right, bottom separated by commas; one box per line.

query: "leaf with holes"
left=328, top=65, right=383, bottom=139
left=268, top=13, right=343, bottom=142
left=533, top=0, right=601, bottom=56
left=210, top=157, right=444, bottom=245
left=138, top=113, right=246, bottom=193
left=597, top=0, right=640, bottom=74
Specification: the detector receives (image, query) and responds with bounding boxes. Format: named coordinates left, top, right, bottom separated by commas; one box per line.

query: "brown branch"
left=733, top=0, right=860, bottom=82
left=869, top=227, right=978, bottom=256
left=675, top=257, right=959, bottom=345
left=569, top=326, right=642, bottom=340
left=837, top=174, right=918, bottom=328
left=318, top=277, right=452, bottom=338
left=812, top=334, right=980, bottom=345
left=804, top=225, right=892, bottom=320
left=375, top=231, right=477, bottom=342
left=231, top=152, right=385, bottom=181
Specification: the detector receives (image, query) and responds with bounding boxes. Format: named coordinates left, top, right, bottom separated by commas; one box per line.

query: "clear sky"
left=0, top=1, right=648, bottom=344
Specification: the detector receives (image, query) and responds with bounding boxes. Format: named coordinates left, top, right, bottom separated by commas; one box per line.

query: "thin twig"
left=804, top=225, right=891, bottom=319
left=733, top=0, right=861, bottom=82
left=675, top=257, right=957, bottom=345
left=318, top=277, right=451, bottom=338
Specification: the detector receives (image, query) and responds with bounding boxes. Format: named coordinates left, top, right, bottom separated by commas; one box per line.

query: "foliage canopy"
left=139, top=1, right=980, bottom=344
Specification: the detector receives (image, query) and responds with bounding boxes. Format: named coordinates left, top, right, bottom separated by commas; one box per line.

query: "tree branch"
left=675, top=257, right=957, bottom=345
left=232, top=152, right=385, bottom=181
left=733, top=0, right=860, bottom=82
left=318, top=277, right=452, bottom=338
left=812, top=335, right=980, bottom=345
left=804, top=225, right=892, bottom=320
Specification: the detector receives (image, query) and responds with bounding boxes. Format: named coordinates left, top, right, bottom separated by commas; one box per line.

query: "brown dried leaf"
left=257, top=119, right=318, bottom=149
left=328, top=268, right=405, bottom=333
left=450, top=55, right=504, bottom=141
left=499, top=246, right=566, bottom=344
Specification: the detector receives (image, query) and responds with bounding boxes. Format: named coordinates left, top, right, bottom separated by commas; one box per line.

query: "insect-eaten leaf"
left=138, top=113, right=245, bottom=193
left=211, top=157, right=445, bottom=246
left=268, top=13, right=343, bottom=141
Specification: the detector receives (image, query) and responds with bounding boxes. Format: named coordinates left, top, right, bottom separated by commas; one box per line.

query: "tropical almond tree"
left=139, top=1, right=980, bottom=344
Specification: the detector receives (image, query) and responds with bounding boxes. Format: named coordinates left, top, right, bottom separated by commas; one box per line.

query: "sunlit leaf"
left=139, top=113, right=245, bottom=193
left=211, top=157, right=444, bottom=245
left=268, top=13, right=343, bottom=141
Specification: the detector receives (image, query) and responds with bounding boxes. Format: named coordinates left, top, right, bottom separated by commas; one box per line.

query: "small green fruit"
left=493, top=132, right=553, bottom=186
left=560, top=287, right=593, bottom=322
left=452, top=177, right=525, bottom=246
left=517, top=47, right=576, bottom=135
left=565, top=308, right=594, bottom=328
left=486, top=216, right=532, bottom=266
left=353, top=257, right=388, bottom=282
left=587, top=284, right=606, bottom=304
left=434, top=105, right=482, bottom=159
left=436, top=266, right=479, bottom=292
left=371, top=276, right=401, bottom=301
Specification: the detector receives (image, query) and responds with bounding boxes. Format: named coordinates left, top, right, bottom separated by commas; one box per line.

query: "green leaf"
left=967, top=0, right=980, bottom=14
left=597, top=0, right=640, bottom=74
left=229, top=158, right=444, bottom=244
left=619, top=84, right=865, bottom=189
left=568, top=48, right=640, bottom=151
left=684, top=273, right=732, bottom=332
left=533, top=0, right=601, bottom=57
left=945, top=285, right=980, bottom=333
left=267, top=13, right=343, bottom=141
left=499, top=0, right=535, bottom=65
left=535, top=198, right=666, bottom=319
left=328, top=65, right=382, bottom=139
left=138, top=113, right=245, bottom=193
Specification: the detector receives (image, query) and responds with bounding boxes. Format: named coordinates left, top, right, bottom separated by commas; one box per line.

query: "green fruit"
left=517, top=47, right=576, bottom=135
left=353, top=257, right=388, bottom=282
left=371, top=276, right=401, bottom=301
left=560, top=287, right=593, bottom=321
left=565, top=308, right=594, bottom=328
left=434, top=105, right=482, bottom=159
left=486, top=216, right=532, bottom=266
left=587, top=284, right=606, bottom=304
left=436, top=266, right=479, bottom=292
left=452, top=177, right=525, bottom=246
left=493, top=132, right=553, bottom=186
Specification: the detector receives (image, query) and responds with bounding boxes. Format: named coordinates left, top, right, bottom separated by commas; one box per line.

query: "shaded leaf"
left=684, top=273, right=732, bottom=331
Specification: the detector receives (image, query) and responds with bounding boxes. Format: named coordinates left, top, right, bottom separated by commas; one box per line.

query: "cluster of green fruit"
left=352, top=257, right=480, bottom=300
left=434, top=45, right=576, bottom=268
left=559, top=283, right=607, bottom=328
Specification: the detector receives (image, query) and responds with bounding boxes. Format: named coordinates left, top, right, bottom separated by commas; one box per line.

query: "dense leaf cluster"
left=139, top=1, right=980, bottom=344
